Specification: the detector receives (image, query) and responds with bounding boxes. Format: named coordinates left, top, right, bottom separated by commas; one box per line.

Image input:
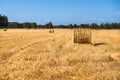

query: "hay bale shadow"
left=92, top=43, right=106, bottom=46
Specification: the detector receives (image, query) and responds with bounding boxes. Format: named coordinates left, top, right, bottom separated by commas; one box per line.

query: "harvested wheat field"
left=0, top=29, right=120, bottom=80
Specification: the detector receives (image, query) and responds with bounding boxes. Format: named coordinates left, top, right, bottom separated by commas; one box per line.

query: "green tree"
left=104, top=23, right=110, bottom=29
left=23, top=22, right=31, bottom=28
left=8, top=22, right=20, bottom=28
left=100, top=23, right=104, bottom=29
left=0, top=14, right=8, bottom=28
left=31, top=23, right=37, bottom=28
left=73, top=24, right=77, bottom=28
left=69, top=24, right=73, bottom=28
left=45, top=22, right=53, bottom=29
left=80, top=24, right=89, bottom=28
left=90, top=23, right=98, bottom=29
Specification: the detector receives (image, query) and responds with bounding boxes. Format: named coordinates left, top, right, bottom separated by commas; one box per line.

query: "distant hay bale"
left=74, top=28, right=91, bottom=44
left=3, top=28, right=7, bottom=31
left=49, top=29, right=54, bottom=33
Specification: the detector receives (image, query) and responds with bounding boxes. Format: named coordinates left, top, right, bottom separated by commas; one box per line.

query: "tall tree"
left=31, top=23, right=37, bottom=28
left=0, top=14, right=8, bottom=28
left=45, top=22, right=53, bottom=29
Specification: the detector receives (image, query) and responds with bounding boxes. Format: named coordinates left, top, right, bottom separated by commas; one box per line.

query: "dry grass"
left=0, top=29, right=120, bottom=80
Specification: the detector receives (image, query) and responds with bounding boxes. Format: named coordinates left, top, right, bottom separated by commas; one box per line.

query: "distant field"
left=0, top=29, right=120, bottom=80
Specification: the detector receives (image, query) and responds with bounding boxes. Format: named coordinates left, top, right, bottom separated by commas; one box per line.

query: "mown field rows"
left=0, top=29, right=120, bottom=80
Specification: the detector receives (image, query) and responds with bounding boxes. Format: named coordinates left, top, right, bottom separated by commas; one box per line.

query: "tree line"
left=0, top=14, right=120, bottom=29
left=7, top=22, right=37, bottom=29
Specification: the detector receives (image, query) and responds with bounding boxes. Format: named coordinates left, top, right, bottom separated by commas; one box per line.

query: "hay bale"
left=74, top=28, right=91, bottom=44
left=3, top=28, right=7, bottom=31
left=49, top=29, right=54, bottom=33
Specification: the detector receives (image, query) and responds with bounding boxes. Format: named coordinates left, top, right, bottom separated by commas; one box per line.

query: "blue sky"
left=0, top=0, right=120, bottom=25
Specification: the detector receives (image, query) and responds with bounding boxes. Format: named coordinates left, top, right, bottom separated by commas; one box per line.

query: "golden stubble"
left=0, top=29, right=120, bottom=80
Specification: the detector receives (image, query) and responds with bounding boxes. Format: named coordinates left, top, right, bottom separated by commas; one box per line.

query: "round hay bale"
left=74, top=28, right=91, bottom=44
left=3, top=28, right=7, bottom=31
left=49, top=29, right=54, bottom=33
